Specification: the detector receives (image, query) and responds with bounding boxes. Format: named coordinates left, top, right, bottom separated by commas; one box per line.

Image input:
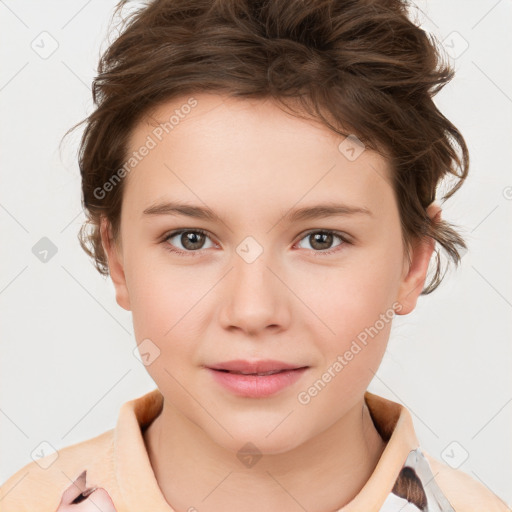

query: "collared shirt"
left=0, top=388, right=508, bottom=511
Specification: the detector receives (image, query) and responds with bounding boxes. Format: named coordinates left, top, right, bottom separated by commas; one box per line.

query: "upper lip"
left=207, top=360, right=307, bottom=373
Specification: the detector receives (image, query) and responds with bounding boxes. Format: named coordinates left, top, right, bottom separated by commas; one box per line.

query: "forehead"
left=121, top=93, right=394, bottom=222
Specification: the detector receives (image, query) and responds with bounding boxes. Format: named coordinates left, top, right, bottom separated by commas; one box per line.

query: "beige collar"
left=115, top=388, right=419, bottom=512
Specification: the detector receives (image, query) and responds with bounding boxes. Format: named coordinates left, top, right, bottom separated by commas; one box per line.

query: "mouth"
left=207, top=359, right=308, bottom=374
left=205, top=360, right=309, bottom=398
left=213, top=369, right=295, bottom=376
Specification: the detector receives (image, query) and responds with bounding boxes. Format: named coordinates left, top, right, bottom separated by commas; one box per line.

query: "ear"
left=100, top=217, right=131, bottom=311
left=395, top=203, right=442, bottom=315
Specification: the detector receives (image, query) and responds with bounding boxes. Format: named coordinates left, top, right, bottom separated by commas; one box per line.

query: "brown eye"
left=296, top=230, right=347, bottom=254
left=309, top=232, right=333, bottom=250
left=164, top=229, right=215, bottom=253
left=180, top=231, right=206, bottom=250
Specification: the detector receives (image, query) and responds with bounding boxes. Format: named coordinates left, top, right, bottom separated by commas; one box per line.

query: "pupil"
left=182, top=232, right=204, bottom=250
left=312, top=232, right=332, bottom=250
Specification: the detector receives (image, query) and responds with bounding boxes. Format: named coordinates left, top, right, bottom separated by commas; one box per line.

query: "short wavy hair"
left=67, top=0, right=469, bottom=294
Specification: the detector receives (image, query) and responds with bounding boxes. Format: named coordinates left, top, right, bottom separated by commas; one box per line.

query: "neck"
left=143, top=395, right=386, bottom=512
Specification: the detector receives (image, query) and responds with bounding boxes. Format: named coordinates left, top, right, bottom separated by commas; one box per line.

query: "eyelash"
left=161, top=228, right=350, bottom=257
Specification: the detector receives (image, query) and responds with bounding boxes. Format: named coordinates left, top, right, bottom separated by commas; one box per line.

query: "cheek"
left=319, top=290, right=394, bottom=381
left=308, top=244, right=403, bottom=380
left=124, top=246, right=215, bottom=366
left=130, top=272, right=199, bottom=340
left=318, top=251, right=403, bottom=336
left=123, top=245, right=179, bottom=333
left=298, top=267, right=398, bottom=416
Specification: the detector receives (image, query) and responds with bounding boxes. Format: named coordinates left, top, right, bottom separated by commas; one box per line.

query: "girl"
left=1, top=1, right=508, bottom=510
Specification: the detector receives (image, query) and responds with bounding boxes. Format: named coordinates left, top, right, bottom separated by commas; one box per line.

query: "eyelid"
left=294, top=228, right=351, bottom=244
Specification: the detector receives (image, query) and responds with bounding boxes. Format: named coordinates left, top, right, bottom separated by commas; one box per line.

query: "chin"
left=208, top=422, right=309, bottom=457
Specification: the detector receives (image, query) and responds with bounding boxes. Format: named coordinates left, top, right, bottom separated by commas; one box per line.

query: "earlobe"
left=395, top=203, right=441, bottom=315
left=100, top=217, right=131, bottom=311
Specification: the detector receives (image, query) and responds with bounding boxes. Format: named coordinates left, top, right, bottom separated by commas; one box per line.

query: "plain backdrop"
left=1, top=0, right=511, bottom=506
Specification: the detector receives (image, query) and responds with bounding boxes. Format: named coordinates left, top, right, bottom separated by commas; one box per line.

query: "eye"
left=163, top=229, right=216, bottom=254
left=295, top=230, right=348, bottom=255
left=161, top=228, right=350, bottom=257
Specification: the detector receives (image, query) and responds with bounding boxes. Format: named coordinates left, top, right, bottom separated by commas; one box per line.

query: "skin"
left=101, top=93, right=440, bottom=512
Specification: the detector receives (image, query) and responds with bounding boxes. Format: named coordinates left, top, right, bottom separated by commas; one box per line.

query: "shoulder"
left=0, top=428, right=116, bottom=512
left=423, top=451, right=511, bottom=512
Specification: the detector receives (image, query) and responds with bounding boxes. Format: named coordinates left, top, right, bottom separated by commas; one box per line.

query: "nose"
left=218, top=251, right=291, bottom=337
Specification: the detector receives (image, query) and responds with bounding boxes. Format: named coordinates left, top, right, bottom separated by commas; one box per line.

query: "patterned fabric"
left=55, top=470, right=117, bottom=512
left=378, top=448, right=455, bottom=511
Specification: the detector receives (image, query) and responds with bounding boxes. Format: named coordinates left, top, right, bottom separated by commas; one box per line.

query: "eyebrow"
left=142, top=201, right=373, bottom=222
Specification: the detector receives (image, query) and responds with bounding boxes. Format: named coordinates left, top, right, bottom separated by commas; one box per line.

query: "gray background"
left=1, top=0, right=511, bottom=506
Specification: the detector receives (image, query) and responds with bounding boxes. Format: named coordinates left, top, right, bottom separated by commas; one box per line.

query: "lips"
left=206, top=360, right=309, bottom=398
left=207, top=359, right=307, bottom=375
left=217, top=369, right=286, bottom=376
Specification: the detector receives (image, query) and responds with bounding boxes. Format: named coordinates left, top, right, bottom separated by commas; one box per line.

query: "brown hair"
left=68, top=0, right=469, bottom=294
left=392, top=466, right=428, bottom=510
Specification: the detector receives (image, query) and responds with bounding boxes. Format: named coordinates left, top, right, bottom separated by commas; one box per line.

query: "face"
left=103, top=93, right=435, bottom=454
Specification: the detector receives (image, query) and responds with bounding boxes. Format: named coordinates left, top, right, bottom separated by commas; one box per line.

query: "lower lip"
left=207, top=368, right=308, bottom=398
